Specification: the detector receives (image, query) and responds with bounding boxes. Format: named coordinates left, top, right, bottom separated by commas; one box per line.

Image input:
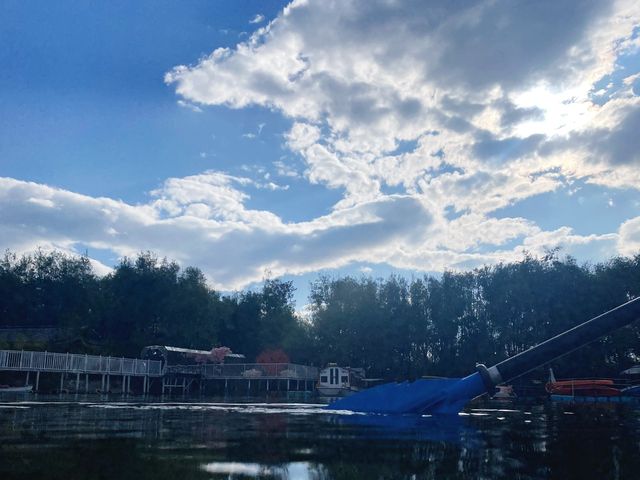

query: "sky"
left=1, top=0, right=640, bottom=308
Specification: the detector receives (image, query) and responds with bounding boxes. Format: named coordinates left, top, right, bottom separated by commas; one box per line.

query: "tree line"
left=1, top=249, right=639, bottom=379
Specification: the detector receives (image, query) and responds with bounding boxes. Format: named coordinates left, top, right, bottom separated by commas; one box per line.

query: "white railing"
left=0, top=349, right=162, bottom=376
left=201, top=363, right=318, bottom=380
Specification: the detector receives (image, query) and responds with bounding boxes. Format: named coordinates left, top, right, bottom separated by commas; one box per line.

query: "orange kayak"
left=545, top=379, right=620, bottom=396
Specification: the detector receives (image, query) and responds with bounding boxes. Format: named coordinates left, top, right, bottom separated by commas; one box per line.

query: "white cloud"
left=285, top=122, right=320, bottom=151
left=619, top=217, right=640, bottom=256
left=177, top=99, right=202, bottom=113
left=273, top=159, right=300, bottom=178
left=249, top=14, right=265, bottom=25
left=442, top=214, right=539, bottom=252
left=0, top=177, right=428, bottom=289
left=1, top=174, right=627, bottom=290
left=166, top=0, right=639, bottom=219
left=243, top=122, right=268, bottom=139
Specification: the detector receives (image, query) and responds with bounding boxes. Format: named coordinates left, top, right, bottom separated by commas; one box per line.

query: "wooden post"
left=35, top=371, right=40, bottom=392
left=25, top=371, right=30, bottom=387
left=106, top=374, right=110, bottom=393
left=122, top=375, right=126, bottom=394
left=101, top=374, right=105, bottom=392
left=60, top=372, right=65, bottom=393
left=76, top=373, right=80, bottom=393
left=85, top=374, right=89, bottom=393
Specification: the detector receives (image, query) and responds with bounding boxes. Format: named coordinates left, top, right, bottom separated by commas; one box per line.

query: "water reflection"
left=1, top=397, right=640, bottom=479
left=324, top=411, right=483, bottom=446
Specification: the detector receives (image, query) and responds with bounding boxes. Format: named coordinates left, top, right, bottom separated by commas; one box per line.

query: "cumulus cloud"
left=619, top=216, right=640, bottom=256
left=0, top=177, right=429, bottom=289
left=0, top=174, right=623, bottom=290
left=167, top=0, right=640, bottom=211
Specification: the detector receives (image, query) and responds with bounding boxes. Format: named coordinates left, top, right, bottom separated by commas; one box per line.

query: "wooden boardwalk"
left=0, top=349, right=319, bottom=395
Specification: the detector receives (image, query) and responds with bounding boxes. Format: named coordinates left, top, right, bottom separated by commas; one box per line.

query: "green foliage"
left=0, top=249, right=98, bottom=330
left=307, top=252, right=640, bottom=378
left=98, top=252, right=221, bottom=355
left=216, top=278, right=302, bottom=361
left=1, top=248, right=639, bottom=379
left=0, top=250, right=305, bottom=361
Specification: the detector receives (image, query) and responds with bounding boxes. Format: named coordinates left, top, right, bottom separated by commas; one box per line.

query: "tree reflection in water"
left=1, top=397, right=640, bottom=479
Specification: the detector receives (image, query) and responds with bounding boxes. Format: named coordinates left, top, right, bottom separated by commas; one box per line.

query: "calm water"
left=1, top=395, right=640, bottom=479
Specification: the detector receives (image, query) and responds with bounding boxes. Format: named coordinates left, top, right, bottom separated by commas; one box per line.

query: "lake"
left=1, top=395, right=640, bottom=479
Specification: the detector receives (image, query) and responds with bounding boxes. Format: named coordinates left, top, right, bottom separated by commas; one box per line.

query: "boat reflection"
left=323, top=411, right=483, bottom=446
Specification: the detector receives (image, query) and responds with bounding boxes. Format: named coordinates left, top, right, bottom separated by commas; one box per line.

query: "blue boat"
left=621, top=385, right=640, bottom=397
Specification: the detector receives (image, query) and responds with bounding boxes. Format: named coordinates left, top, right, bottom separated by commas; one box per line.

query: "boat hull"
left=621, top=385, right=640, bottom=397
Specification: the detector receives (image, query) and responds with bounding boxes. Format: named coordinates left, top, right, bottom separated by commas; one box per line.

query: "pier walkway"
left=0, top=349, right=162, bottom=393
left=0, top=349, right=319, bottom=395
left=161, top=362, right=318, bottom=394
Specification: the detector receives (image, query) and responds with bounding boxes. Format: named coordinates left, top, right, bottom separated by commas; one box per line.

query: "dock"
left=0, top=349, right=318, bottom=395
left=0, top=349, right=162, bottom=394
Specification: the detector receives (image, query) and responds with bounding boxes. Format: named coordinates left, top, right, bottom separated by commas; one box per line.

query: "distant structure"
left=140, top=345, right=245, bottom=369
left=1, top=346, right=318, bottom=396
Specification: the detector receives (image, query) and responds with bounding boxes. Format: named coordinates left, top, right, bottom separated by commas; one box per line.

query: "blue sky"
left=1, top=0, right=640, bottom=308
left=1, top=1, right=290, bottom=200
